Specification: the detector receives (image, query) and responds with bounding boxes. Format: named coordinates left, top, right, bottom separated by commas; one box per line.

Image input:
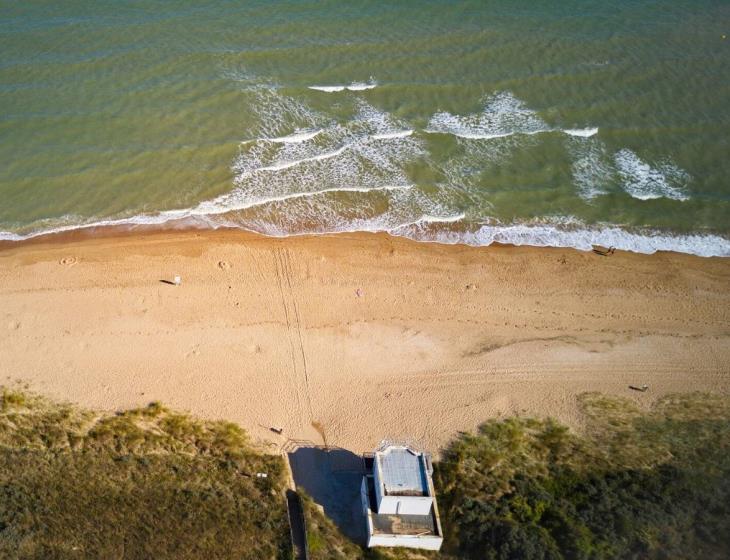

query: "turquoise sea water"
left=1, top=1, right=729, bottom=255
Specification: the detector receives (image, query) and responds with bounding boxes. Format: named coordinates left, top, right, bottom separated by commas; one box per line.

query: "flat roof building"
left=361, top=443, right=443, bottom=551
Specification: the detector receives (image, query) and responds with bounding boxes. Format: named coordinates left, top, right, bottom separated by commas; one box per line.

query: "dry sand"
left=1, top=229, right=729, bottom=454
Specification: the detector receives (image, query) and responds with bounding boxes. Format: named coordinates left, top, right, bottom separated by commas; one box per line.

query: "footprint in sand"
left=218, top=260, right=231, bottom=270
left=59, top=256, right=78, bottom=266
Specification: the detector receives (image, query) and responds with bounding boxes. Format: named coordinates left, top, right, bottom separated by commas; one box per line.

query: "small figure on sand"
left=592, top=245, right=616, bottom=257
left=629, top=384, right=649, bottom=392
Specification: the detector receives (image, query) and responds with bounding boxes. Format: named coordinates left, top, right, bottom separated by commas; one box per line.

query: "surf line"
left=205, top=184, right=415, bottom=215
left=308, top=82, right=377, bottom=92
left=254, top=144, right=352, bottom=173
left=423, top=127, right=598, bottom=140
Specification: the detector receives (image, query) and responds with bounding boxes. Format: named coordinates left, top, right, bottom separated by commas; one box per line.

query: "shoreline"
left=1, top=228, right=729, bottom=454
left=2, top=216, right=730, bottom=259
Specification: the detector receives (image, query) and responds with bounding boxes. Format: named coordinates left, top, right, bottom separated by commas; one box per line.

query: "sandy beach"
left=1, top=229, right=729, bottom=454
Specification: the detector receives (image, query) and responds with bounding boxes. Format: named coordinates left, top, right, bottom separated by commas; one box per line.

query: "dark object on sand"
left=270, top=426, right=284, bottom=435
left=593, top=245, right=616, bottom=256
left=629, top=384, right=649, bottom=392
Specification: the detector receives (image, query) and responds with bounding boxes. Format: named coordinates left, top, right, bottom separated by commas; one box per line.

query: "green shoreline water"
left=1, top=1, right=729, bottom=254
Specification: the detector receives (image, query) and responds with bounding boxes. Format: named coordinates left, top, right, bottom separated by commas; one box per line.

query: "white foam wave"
left=308, top=81, right=377, bottom=92
left=425, top=93, right=601, bottom=142
left=391, top=221, right=730, bottom=258
left=238, top=84, right=323, bottom=140
left=564, top=128, right=599, bottom=138
left=3, top=213, right=729, bottom=258
left=372, top=130, right=414, bottom=140
left=0, top=185, right=416, bottom=242
left=308, top=85, right=345, bottom=92
left=390, top=213, right=466, bottom=229
left=195, top=184, right=414, bottom=215
left=568, top=139, right=614, bottom=200
left=226, top=95, right=426, bottom=219
left=347, top=82, right=377, bottom=91
left=256, top=144, right=351, bottom=172
left=419, top=213, right=465, bottom=224
left=614, top=149, right=690, bottom=201
left=268, top=129, right=322, bottom=143
left=426, top=91, right=550, bottom=140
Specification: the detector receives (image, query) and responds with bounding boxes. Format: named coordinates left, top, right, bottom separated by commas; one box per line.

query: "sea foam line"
left=424, top=127, right=598, bottom=140
left=564, top=128, right=599, bottom=138
left=308, top=81, right=377, bottom=92
left=393, top=221, right=730, bottom=258
left=242, top=128, right=414, bottom=174
left=3, top=212, right=729, bottom=258
left=184, top=184, right=417, bottom=216
left=372, top=130, right=414, bottom=140
left=0, top=185, right=416, bottom=241
left=268, top=129, right=323, bottom=143
left=254, top=144, right=351, bottom=172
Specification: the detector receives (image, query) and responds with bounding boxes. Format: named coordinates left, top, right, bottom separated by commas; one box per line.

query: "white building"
left=360, top=444, right=443, bottom=550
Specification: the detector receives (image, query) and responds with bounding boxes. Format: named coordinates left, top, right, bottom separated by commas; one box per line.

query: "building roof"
left=377, top=446, right=429, bottom=497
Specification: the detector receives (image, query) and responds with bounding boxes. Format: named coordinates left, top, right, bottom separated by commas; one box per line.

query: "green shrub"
left=435, top=393, right=730, bottom=559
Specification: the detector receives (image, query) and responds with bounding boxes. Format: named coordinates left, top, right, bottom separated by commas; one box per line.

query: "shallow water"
left=1, top=1, right=729, bottom=255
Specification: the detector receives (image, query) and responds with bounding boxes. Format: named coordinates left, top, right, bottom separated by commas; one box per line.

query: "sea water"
left=1, top=1, right=729, bottom=255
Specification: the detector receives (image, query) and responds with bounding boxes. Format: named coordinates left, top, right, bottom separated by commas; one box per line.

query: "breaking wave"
left=614, top=149, right=690, bottom=201
left=392, top=219, right=730, bottom=257
left=267, top=129, right=323, bottom=143
left=564, top=128, right=599, bottom=138
left=4, top=211, right=729, bottom=258
left=308, top=81, right=377, bottom=92
left=2, top=86, right=725, bottom=258
left=426, top=92, right=551, bottom=139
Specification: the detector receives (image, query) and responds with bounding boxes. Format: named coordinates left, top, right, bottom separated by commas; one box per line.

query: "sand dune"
left=1, top=229, right=729, bottom=454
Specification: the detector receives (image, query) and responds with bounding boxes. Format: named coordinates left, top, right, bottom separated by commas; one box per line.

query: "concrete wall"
left=367, top=534, right=443, bottom=551
left=377, top=495, right=433, bottom=516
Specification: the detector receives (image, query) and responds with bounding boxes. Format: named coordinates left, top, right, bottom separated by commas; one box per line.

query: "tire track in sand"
left=273, top=247, right=314, bottom=428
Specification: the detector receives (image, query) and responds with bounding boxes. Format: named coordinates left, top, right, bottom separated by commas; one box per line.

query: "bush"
left=434, top=393, right=730, bottom=559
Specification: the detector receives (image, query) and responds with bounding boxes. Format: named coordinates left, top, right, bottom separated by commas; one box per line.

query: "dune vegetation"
left=434, top=392, right=730, bottom=559
left=0, top=388, right=289, bottom=559
left=2, top=389, right=729, bottom=559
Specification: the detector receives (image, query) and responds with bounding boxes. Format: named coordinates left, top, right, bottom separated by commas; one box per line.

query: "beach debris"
left=173, top=275, right=181, bottom=286
left=592, top=245, right=616, bottom=257
left=629, top=384, right=649, bottom=392
left=218, top=260, right=231, bottom=270
left=59, top=256, right=78, bottom=266
left=256, top=472, right=268, bottom=478
left=270, top=426, right=284, bottom=435
left=355, top=288, right=364, bottom=297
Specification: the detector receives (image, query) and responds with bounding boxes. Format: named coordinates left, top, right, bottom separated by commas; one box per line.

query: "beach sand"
left=1, top=229, right=729, bottom=454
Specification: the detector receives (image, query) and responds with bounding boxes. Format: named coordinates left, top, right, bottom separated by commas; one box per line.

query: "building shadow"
left=287, top=445, right=367, bottom=544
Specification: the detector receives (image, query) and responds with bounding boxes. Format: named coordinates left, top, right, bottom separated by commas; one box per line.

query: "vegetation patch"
left=434, top=392, right=730, bottom=559
left=0, top=388, right=289, bottom=559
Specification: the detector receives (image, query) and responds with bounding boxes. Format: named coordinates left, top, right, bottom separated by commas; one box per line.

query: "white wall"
left=368, top=534, right=443, bottom=551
